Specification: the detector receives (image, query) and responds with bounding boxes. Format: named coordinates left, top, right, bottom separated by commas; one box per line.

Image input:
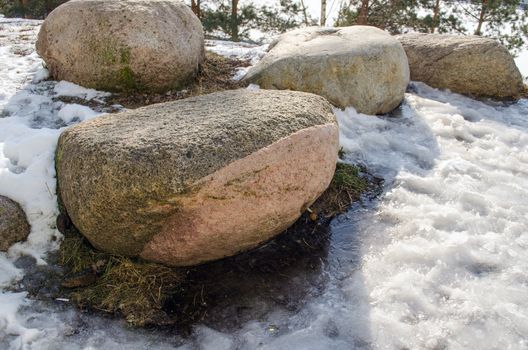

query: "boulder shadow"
left=161, top=173, right=384, bottom=343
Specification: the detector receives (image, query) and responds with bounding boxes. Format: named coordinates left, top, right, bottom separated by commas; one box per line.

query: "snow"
left=57, top=104, right=100, bottom=124
left=1, top=17, right=528, bottom=350
left=53, top=81, right=110, bottom=102
left=515, top=49, right=528, bottom=81
left=205, top=39, right=268, bottom=80
left=0, top=17, right=112, bottom=349
left=333, top=84, right=528, bottom=348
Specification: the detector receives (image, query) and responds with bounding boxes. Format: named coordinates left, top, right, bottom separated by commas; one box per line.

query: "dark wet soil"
left=164, top=172, right=383, bottom=335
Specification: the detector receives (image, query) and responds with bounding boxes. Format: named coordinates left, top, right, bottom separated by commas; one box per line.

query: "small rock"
left=0, top=196, right=30, bottom=251
left=56, top=213, right=72, bottom=234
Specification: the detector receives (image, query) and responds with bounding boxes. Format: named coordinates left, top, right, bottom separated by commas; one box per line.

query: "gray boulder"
left=36, top=0, right=204, bottom=92
left=0, top=196, right=30, bottom=251
left=243, top=26, right=410, bottom=115
left=56, top=89, right=339, bottom=266
left=396, top=33, right=524, bottom=99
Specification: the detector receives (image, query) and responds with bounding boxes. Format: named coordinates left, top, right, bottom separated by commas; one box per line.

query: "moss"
left=54, top=144, right=66, bottom=215
left=117, top=66, right=138, bottom=91
left=310, top=162, right=369, bottom=218
left=101, top=47, right=116, bottom=64
left=120, top=47, right=131, bottom=64
left=332, top=163, right=367, bottom=191
left=55, top=143, right=63, bottom=166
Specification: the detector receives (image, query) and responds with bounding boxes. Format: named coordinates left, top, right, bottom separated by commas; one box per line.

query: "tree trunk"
left=231, top=0, right=239, bottom=41
left=19, top=0, right=29, bottom=18
left=357, top=0, right=369, bottom=25
left=300, top=0, right=310, bottom=25
left=475, top=0, right=487, bottom=35
left=321, top=0, right=327, bottom=26
left=191, top=0, right=201, bottom=18
left=431, top=0, right=440, bottom=33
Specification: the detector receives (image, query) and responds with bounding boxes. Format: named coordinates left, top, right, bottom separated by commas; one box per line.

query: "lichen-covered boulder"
left=0, top=196, right=30, bottom=251
left=396, top=33, right=524, bottom=99
left=56, top=89, right=339, bottom=266
left=36, top=0, right=204, bottom=92
left=242, top=26, right=410, bottom=115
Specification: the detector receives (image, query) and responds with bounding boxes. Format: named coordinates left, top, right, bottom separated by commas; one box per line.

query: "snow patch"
left=206, top=39, right=268, bottom=80
left=53, top=81, right=110, bottom=101
left=57, top=104, right=100, bottom=124
left=1, top=17, right=528, bottom=350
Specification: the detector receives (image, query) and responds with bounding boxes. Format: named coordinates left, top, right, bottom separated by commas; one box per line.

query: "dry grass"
left=71, top=257, right=182, bottom=326
left=108, top=51, right=249, bottom=109
left=59, top=234, right=183, bottom=326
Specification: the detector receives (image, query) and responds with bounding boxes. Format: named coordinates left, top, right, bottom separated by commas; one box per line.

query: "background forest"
left=1, top=0, right=527, bottom=52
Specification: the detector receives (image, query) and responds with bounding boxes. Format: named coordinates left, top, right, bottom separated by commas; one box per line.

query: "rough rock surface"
left=0, top=196, right=30, bottom=251
left=36, top=0, right=204, bottom=92
left=56, top=89, right=339, bottom=266
left=242, top=26, right=410, bottom=114
left=396, top=33, right=524, bottom=99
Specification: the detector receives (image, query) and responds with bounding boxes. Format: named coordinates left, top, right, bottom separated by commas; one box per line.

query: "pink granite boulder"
left=56, top=89, right=339, bottom=266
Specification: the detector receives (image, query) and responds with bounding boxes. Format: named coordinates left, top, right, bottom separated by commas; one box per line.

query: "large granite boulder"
left=36, top=0, right=204, bottom=92
left=0, top=196, right=30, bottom=251
left=242, top=26, right=410, bottom=115
left=396, top=33, right=524, bottom=99
left=56, top=89, right=339, bottom=266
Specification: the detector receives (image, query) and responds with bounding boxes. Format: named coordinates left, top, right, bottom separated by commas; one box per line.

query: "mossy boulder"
left=0, top=196, right=30, bottom=251
left=56, top=89, right=339, bottom=266
left=242, top=26, right=410, bottom=115
left=396, top=33, right=524, bottom=99
left=36, top=0, right=204, bottom=92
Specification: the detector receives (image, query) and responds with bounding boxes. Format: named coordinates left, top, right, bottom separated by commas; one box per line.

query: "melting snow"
left=1, top=17, right=528, bottom=350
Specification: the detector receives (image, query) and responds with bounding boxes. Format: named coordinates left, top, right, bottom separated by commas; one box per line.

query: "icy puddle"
left=1, top=17, right=528, bottom=349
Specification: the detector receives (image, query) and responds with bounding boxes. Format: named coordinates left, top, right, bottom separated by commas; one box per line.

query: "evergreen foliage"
left=0, top=0, right=525, bottom=53
left=0, top=0, right=66, bottom=19
left=335, top=0, right=528, bottom=54
left=200, top=0, right=315, bottom=41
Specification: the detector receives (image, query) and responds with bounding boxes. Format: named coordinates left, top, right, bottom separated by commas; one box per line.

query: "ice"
left=1, top=17, right=528, bottom=350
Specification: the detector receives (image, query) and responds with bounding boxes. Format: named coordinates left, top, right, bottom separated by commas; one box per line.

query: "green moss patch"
left=116, top=66, right=139, bottom=91
left=310, top=162, right=369, bottom=218
left=120, top=48, right=131, bottom=64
